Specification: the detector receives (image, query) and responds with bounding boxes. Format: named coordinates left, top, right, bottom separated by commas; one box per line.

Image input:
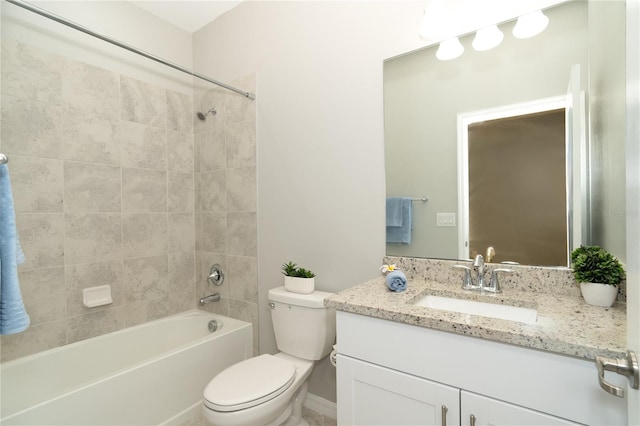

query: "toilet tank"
left=268, top=286, right=336, bottom=361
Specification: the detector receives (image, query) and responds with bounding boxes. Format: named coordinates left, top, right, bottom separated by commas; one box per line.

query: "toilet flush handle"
left=268, top=302, right=275, bottom=309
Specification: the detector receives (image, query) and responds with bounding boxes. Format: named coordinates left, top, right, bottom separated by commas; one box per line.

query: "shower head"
left=197, top=107, right=217, bottom=120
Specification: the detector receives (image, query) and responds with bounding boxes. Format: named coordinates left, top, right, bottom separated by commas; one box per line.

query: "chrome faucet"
left=473, top=254, right=486, bottom=290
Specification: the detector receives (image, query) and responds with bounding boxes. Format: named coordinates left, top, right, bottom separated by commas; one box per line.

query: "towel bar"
left=0, top=153, right=8, bottom=165
left=412, top=196, right=428, bottom=202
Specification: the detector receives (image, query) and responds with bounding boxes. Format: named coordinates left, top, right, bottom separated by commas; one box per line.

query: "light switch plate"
left=436, top=212, right=456, bottom=227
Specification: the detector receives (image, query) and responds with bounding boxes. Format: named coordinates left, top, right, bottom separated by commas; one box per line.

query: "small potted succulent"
left=281, top=261, right=316, bottom=294
left=570, top=245, right=625, bottom=307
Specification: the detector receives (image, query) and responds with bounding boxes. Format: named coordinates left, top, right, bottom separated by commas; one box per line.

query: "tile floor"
left=180, top=407, right=336, bottom=426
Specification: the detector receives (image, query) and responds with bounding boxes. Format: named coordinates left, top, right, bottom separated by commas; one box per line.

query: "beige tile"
left=167, top=90, right=193, bottom=132
left=197, top=253, right=228, bottom=301
left=168, top=251, right=195, bottom=294
left=226, top=119, right=256, bottom=168
left=168, top=213, right=195, bottom=253
left=302, top=408, right=337, bottom=426
left=228, top=298, right=258, bottom=352
left=0, top=320, right=67, bottom=362
left=66, top=307, right=125, bottom=344
left=197, top=128, right=225, bottom=172
left=225, top=74, right=256, bottom=126
left=61, top=113, right=120, bottom=165
left=16, top=213, right=64, bottom=270
left=65, top=261, right=124, bottom=316
left=120, top=75, right=166, bottom=127
left=198, top=295, right=228, bottom=317
left=226, top=166, right=256, bottom=213
left=62, top=61, right=119, bottom=119
left=10, top=155, right=63, bottom=213
left=65, top=213, right=121, bottom=265
left=64, top=161, right=121, bottom=212
left=122, top=168, right=167, bottom=212
left=167, top=130, right=194, bottom=173
left=199, top=170, right=226, bottom=212
left=227, top=212, right=257, bottom=256
left=1, top=95, right=63, bottom=158
left=1, top=39, right=63, bottom=104
left=201, top=212, right=227, bottom=253
left=19, top=267, right=66, bottom=325
left=122, top=213, right=167, bottom=258
left=124, top=290, right=193, bottom=327
left=119, top=121, right=167, bottom=170
left=227, top=256, right=258, bottom=304
left=123, top=255, right=168, bottom=302
left=168, top=172, right=194, bottom=212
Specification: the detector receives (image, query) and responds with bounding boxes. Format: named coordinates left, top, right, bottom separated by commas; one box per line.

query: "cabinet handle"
left=470, top=414, right=476, bottom=426
left=595, top=350, right=639, bottom=397
left=441, top=405, right=447, bottom=426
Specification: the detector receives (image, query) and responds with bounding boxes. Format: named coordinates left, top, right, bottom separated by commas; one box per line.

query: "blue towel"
left=386, top=197, right=403, bottom=226
left=386, top=197, right=412, bottom=244
left=386, top=270, right=407, bottom=292
left=0, top=164, right=30, bottom=335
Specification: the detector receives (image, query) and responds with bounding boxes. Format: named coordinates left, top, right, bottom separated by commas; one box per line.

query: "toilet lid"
left=203, top=354, right=296, bottom=412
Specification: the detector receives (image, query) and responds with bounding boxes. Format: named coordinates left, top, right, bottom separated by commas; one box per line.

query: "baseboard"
left=303, top=393, right=337, bottom=420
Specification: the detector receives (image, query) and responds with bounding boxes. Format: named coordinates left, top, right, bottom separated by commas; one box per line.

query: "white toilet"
left=202, top=286, right=336, bottom=426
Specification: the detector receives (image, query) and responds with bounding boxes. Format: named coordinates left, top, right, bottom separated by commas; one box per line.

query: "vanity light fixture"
left=512, top=10, right=549, bottom=39
left=436, top=37, right=464, bottom=61
left=472, top=25, right=504, bottom=51
left=419, top=0, right=447, bottom=40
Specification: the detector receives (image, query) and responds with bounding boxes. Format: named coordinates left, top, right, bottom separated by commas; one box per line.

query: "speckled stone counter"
left=325, top=266, right=627, bottom=360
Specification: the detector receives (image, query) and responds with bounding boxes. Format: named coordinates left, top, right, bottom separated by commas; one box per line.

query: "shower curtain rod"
left=5, top=0, right=256, bottom=100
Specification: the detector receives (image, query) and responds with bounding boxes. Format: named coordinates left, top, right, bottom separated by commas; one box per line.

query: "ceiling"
left=128, top=1, right=242, bottom=33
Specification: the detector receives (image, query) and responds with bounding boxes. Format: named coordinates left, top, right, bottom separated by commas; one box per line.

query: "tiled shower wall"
left=0, top=39, right=196, bottom=361
left=193, top=74, right=259, bottom=354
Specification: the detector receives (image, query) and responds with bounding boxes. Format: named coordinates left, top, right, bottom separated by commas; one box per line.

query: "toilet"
left=202, top=286, right=336, bottom=426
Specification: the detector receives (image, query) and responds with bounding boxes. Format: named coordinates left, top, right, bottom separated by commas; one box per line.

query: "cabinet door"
left=337, top=355, right=460, bottom=426
left=460, top=391, right=580, bottom=426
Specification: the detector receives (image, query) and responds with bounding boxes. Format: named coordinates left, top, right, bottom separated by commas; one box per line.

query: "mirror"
left=384, top=0, right=627, bottom=266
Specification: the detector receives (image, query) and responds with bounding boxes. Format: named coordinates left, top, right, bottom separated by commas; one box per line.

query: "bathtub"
left=0, top=310, right=252, bottom=425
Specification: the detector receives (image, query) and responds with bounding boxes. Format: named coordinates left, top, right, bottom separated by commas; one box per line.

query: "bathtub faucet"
left=199, top=293, right=221, bottom=305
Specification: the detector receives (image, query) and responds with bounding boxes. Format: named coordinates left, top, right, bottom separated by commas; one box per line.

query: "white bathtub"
left=0, top=310, right=252, bottom=425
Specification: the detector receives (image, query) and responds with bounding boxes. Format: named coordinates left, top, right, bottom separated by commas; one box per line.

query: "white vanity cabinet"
left=338, top=356, right=460, bottom=425
left=338, top=356, right=577, bottom=426
left=336, top=311, right=627, bottom=426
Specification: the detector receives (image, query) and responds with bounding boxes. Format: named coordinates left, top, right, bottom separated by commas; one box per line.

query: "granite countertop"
left=325, top=276, right=626, bottom=360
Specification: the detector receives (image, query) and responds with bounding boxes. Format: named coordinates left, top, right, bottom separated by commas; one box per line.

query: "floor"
left=181, top=407, right=336, bottom=426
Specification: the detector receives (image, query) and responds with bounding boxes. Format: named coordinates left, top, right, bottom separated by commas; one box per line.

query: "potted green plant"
left=281, top=261, right=316, bottom=294
left=570, top=245, right=625, bottom=307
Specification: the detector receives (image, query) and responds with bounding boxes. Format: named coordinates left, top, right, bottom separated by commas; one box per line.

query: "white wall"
left=193, top=0, right=565, bottom=402
left=2, top=0, right=193, bottom=92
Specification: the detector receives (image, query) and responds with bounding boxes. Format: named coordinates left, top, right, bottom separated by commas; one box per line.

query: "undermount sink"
left=414, top=295, right=538, bottom=324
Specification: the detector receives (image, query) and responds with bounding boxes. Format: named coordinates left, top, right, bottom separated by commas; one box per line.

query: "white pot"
left=579, top=282, right=619, bottom=307
left=284, top=276, right=315, bottom=294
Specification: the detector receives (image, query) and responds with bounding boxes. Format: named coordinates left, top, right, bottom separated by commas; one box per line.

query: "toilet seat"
left=204, top=354, right=296, bottom=412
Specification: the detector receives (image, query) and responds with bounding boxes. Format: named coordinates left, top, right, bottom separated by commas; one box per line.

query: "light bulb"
left=472, top=25, right=504, bottom=51
left=513, top=10, right=549, bottom=39
left=436, top=37, right=464, bottom=61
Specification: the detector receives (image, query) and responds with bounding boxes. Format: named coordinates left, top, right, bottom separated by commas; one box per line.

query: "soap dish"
left=83, top=285, right=113, bottom=308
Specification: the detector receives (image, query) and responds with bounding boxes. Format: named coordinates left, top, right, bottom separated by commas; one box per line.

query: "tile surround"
left=195, top=77, right=259, bottom=353
left=0, top=40, right=258, bottom=361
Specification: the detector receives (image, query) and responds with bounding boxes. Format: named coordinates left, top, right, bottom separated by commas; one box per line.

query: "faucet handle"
left=451, top=265, right=476, bottom=290
left=486, top=268, right=514, bottom=293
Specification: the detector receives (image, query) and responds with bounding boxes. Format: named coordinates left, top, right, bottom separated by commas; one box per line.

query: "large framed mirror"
left=384, top=0, right=626, bottom=267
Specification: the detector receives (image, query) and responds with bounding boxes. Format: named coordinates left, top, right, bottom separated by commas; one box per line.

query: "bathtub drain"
left=208, top=320, right=219, bottom=332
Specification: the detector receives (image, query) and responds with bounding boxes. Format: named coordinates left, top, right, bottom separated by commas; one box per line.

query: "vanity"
left=325, top=259, right=627, bottom=425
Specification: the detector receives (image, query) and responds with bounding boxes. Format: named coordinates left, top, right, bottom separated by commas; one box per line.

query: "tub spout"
left=199, top=293, right=221, bottom=305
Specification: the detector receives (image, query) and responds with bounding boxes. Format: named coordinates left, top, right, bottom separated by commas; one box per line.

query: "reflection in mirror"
left=384, top=0, right=599, bottom=266
left=464, top=107, right=567, bottom=266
